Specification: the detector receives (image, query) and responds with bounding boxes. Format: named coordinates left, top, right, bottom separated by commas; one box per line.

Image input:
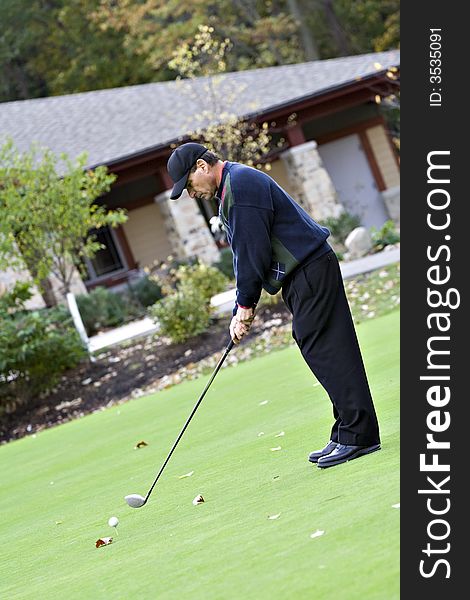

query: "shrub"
left=76, top=286, right=127, bottom=336
left=370, top=220, right=400, bottom=251
left=129, top=275, right=163, bottom=308
left=176, top=261, right=228, bottom=300
left=146, top=255, right=199, bottom=296
left=213, top=247, right=235, bottom=280
left=148, top=259, right=228, bottom=344
left=0, top=283, right=86, bottom=414
left=150, top=287, right=211, bottom=343
left=323, top=211, right=362, bottom=245
left=257, top=288, right=283, bottom=308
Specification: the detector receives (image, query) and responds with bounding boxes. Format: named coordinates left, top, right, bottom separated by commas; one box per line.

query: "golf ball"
left=108, top=516, right=119, bottom=528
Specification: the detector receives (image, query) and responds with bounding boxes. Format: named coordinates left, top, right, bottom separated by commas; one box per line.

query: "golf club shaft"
left=144, top=339, right=235, bottom=502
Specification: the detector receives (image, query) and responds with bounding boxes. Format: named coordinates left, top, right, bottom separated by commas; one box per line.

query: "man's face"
left=186, top=160, right=217, bottom=201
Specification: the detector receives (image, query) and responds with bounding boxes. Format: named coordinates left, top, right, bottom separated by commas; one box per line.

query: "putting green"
left=0, top=310, right=399, bottom=600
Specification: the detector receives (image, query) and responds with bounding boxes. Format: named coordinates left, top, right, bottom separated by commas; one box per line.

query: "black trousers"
left=281, top=250, right=380, bottom=446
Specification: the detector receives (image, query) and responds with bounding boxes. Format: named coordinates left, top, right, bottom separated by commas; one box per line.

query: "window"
left=84, top=226, right=126, bottom=281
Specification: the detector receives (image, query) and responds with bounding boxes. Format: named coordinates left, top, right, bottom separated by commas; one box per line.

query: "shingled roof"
left=0, top=50, right=399, bottom=169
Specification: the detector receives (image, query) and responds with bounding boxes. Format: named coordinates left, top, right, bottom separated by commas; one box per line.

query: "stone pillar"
left=155, top=189, right=220, bottom=265
left=280, top=141, right=343, bottom=220
left=381, top=186, right=400, bottom=228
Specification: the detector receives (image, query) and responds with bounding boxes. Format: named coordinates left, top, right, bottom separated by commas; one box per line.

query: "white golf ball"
left=108, top=516, right=119, bottom=528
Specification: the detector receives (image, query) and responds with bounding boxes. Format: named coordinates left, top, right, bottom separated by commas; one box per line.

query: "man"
left=167, top=142, right=380, bottom=468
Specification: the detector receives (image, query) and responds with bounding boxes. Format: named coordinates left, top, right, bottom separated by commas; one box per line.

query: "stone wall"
left=0, top=267, right=45, bottom=310
left=280, top=140, right=343, bottom=221
left=155, top=190, right=220, bottom=264
left=381, top=186, right=400, bottom=227
left=0, top=263, right=88, bottom=310
left=49, top=269, right=88, bottom=303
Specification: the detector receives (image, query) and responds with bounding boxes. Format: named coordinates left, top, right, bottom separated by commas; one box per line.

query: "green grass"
left=0, top=311, right=400, bottom=600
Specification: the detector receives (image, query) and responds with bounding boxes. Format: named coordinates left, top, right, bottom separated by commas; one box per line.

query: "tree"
left=0, top=0, right=154, bottom=102
left=29, top=0, right=155, bottom=96
left=300, top=0, right=399, bottom=58
left=0, top=140, right=127, bottom=304
left=286, top=0, right=320, bottom=60
left=1, top=0, right=400, bottom=102
left=335, top=0, right=399, bottom=54
left=0, top=0, right=50, bottom=101
left=93, top=0, right=304, bottom=75
left=167, top=25, right=284, bottom=167
left=373, top=9, right=400, bottom=52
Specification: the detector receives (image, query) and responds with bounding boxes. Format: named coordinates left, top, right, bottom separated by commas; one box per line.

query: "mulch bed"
left=0, top=303, right=292, bottom=444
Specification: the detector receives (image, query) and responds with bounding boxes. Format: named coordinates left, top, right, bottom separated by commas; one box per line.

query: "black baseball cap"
left=167, top=142, right=208, bottom=199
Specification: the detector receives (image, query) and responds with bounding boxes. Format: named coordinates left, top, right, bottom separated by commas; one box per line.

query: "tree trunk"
left=38, top=277, right=57, bottom=307
left=321, top=0, right=351, bottom=56
left=5, top=62, right=30, bottom=101
left=287, top=0, right=320, bottom=60
left=14, top=235, right=58, bottom=306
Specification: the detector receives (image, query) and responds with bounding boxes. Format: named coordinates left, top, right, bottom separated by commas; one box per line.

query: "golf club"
left=125, top=338, right=235, bottom=508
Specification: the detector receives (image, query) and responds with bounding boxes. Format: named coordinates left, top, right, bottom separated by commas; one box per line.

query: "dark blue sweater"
left=217, top=161, right=331, bottom=308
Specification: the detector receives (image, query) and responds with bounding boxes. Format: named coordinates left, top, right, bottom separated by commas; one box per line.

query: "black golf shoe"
left=308, top=440, right=338, bottom=463
left=317, top=443, right=381, bottom=468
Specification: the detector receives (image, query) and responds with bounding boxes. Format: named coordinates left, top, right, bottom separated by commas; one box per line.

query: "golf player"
left=167, top=142, right=380, bottom=468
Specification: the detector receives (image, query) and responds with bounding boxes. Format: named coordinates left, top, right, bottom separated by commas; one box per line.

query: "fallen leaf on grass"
left=268, top=513, right=281, bottom=520
left=96, top=537, right=113, bottom=548
left=257, top=432, right=265, bottom=437
left=259, top=400, right=269, bottom=406
left=275, top=431, right=285, bottom=437
left=192, top=494, right=205, bottom=505
left=310, top=530, right=325, bottom=539
left=178, top=471, right=194, bottom=479
left=270, top=446, right=282, bottom=451
left=134, top=440, right=148, bottom=449
left=55, top=521, right=63, bottom=525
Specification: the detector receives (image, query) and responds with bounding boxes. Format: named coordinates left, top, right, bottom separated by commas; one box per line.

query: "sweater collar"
left=216, top=161, right=230, bottom=202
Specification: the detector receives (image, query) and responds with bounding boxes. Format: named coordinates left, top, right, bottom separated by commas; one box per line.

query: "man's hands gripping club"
left=230, top=305, right=255, bottom=344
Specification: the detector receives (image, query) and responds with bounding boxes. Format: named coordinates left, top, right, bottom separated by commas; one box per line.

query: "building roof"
left=0, top=50, right=399, bottom=169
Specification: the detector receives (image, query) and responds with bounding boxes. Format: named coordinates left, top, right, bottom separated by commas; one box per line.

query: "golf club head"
left=125, top=494, right=146, bottom=508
